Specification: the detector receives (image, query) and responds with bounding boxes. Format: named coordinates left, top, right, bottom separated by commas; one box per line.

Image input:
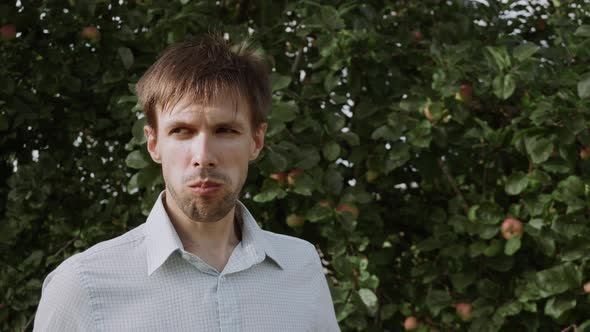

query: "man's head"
left=136, top=35, right=270, bottom=223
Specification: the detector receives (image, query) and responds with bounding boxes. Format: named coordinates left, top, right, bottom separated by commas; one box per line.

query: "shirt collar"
left=145, top=191, right=284, bottom=276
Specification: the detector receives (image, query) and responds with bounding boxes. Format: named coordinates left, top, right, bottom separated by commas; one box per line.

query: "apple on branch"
left=287, top=169, right=302, bottom=186
left=1, top=24, right=16, bottom=41
left=270, top=172, right=288, bottom=185
left=286, top=214, right=305, bottom=228
left=455, top=302, right=473, bottom=321
left=82, top=25, right=101, bottom=42
left=501, top=217, right=523, bottom=240
left=455, top=84, right=473, bottom=105
left=403, top=316, right=419, bottom=330
left=336, top=203, right=359, bottom=219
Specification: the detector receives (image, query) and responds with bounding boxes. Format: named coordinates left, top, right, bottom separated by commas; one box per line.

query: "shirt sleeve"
left=312, top=251, right=341, bottom=332
left=33, top=259, right=95, bottom=332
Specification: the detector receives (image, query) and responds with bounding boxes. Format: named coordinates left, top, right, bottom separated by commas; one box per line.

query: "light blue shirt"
left=34, top=192, right=340, bottom=331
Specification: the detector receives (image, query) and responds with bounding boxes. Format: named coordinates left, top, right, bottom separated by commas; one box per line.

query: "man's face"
left=144, top=96, right=266, bottom=223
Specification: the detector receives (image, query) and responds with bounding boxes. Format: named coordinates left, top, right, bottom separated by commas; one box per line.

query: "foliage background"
left=2, top=0, right=590, bottom=331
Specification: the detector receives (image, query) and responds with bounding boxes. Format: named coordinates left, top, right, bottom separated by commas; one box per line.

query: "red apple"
left=287, top=169, right=302, bottom=186
left=455, top=302, right=472, bottom=320
left=455, top=84, right=473, bottom=105
left=501, top=217, right=523, bottom=240
left=1, top=24, right=16, bottom=41
left=336, top=203, right=359, bottom=219
left=536, top=20, right=546, bottom=31
left=82, top=25, right=101, bottom=42
left=412, top=30, right=423, bottom=42
left=580, top=147, right=590, bottom=160
left=583, top=281, right=590, bottom=294
left=286, top=214, right=305, bottom=228
left=0, top=303, right=5, bottom=310
left=318, top=200, right=332, bottom=208
left=404, top=316, right=419, bottom=330
left=270, top=172, right=287, bottom=185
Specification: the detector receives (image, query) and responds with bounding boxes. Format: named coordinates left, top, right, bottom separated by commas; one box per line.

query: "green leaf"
left=131, top=117, right=147, bottom=144
left=544, top=296, right=576, bottom=320
left=293, top=146, right=320, bottom=169
left=253, top=181, right=283, bottom=203
left=513, top=42, right=540, bottom=62
left=267, top=150, right=288, bottom=171
left=574, top=25, right=590, bottom=37
left=125, top=150, right=151, bottom=169
left=496, top=301, right=522, bottom=318
left=292, top=173, right=315, bottom=196
left=485, top=46, right=512, bottom=70
left=425, top=289, right=452, bottom=316
left=0, top=113, right=8, bottom=131
left=358, top=288, right=378, bottom=315
left=577, top=73, right=590, bottom=99
left=118, top=47, right=134, bottom=69
left=524, top=136, right=553, bottom=164
left=306, top=205, right=332, bottom=222
left=380, top=304, right=397, bottom=320
left=504, top=236, right=521, bottom=256
left=493, top=74, right=516, bottom=100
left=323, top=169, right=343, bottom=195
left=322, top=142, right=341, bottom=161
left=271, top=101, right=298, bottom=122
left=270, top=73, right=291, bottom=92
left=505, top=172, right=528, bottom=195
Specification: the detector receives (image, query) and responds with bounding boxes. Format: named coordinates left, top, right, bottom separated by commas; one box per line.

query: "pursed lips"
left=188, top=180, right=223, bottom=195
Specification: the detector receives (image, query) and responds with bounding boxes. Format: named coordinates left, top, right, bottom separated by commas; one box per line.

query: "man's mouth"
left=188, top=180, right=222, bottom=195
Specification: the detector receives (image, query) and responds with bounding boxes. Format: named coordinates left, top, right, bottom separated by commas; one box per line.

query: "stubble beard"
left=167, top=170, right=244, bottom=223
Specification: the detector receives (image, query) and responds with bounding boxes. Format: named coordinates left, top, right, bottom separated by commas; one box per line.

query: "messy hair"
left=136, top=34, right=271, bottom=130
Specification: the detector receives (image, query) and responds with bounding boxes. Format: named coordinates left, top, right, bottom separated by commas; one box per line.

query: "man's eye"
left=171, top=128, right=190, bottom=135
left=217, top=128, right=237, bottom=134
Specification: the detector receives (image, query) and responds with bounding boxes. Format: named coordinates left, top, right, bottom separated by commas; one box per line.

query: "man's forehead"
left=159, top=96, right=247, bottom=123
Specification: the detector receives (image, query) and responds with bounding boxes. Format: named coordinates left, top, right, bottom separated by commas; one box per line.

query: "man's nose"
left=191, top=133, right=217, bottom=168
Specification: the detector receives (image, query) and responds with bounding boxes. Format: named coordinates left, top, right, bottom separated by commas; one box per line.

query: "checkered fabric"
left=33, top=191, right=340, bottom=332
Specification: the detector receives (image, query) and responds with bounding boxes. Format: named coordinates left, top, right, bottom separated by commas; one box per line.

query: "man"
left=34, top=35, right=340, bottom=331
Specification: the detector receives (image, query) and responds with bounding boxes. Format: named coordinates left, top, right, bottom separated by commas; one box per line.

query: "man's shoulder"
left=57, top=224, right=147, bottom=273
left=261, top=230, right=321, bottom=267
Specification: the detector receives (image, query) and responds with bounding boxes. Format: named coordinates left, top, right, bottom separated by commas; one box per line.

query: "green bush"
left=2, top=1, right=590, bottom=331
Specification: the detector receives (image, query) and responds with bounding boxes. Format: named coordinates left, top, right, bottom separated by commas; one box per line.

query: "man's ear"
left=144, top=125, right=161, bottom=164
left=249, top=123, right=267, bottom=161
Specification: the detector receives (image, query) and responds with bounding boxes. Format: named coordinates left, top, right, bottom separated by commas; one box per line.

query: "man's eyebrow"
left=162, top=119, right=246, bottom=130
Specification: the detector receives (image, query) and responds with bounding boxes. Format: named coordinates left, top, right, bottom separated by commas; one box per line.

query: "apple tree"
left=2, top=0, right=590, bottom=331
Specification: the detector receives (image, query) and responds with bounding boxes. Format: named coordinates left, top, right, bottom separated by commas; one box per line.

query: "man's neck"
left=162, top=192, right=241, bottom=272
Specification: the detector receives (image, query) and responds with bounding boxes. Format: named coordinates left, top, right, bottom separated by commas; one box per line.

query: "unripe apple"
left=455, top=302, right=472, bottom=320
left=287, top=169, right=302, bottom=186
left=412, top=30, right=423, bottom=42
left=423, top=106, right=434, bottom=122
left=286, top=214, right=305, bottom=228
left=1, top=24, right=16, bottom=41
left=580, top=147, right=590, bottom=160
left=501, top=217, right=523, bottom=240
left=82, top=25, right=101, bottom=42
left=583, top=281, right=590, bottom=293
left=403, top=316, right=419, bottom=330
left=336, top=203, right=359, bottom=219
left=455, top=84, right=473, bottom=105
left=270, top=172, right=287, bottom=185
left=365, top=170, right=379, bottom=183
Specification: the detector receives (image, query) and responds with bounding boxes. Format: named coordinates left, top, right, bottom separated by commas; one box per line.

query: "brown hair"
left=136, top=35, right=271, bottom=131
